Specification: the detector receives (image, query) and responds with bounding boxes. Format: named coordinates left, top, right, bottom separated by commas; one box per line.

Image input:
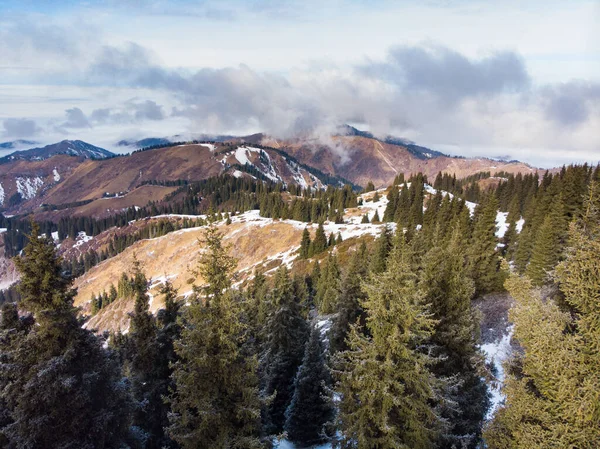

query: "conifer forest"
left=1, top=162, right=599, bottom=449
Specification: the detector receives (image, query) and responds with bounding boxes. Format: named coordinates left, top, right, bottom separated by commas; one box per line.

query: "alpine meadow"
left=0, top=1, right=598, bottom=448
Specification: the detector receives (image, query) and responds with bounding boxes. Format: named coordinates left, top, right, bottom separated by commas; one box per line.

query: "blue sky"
left=0, top=0, right=598, bottom=166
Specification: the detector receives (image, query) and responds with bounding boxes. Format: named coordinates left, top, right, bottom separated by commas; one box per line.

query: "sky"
left=0, top=0, right=599, bottom=167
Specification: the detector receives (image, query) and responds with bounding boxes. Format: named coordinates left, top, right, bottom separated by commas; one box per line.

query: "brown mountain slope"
left=0, top=143, right=327, bottom=217
left=262, top=135, right=537, bottom=187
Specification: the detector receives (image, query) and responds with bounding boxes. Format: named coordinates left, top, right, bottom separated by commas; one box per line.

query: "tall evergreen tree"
left=315, top=252, right=341, bottom=314
left=262, top=266, right=309, bottom=435
left=0, top=223, right=133, bottom=448
left=330, top=242, right=369, bottom=353
left=126, top=260, right=177, bottom=449
left=284, top=323, right=334, bottom=447
left=299, top=227, right=311, bottom=259
left=421, top=230, right=489, bottom=448
left=485, top=181, right=600, bottom=448
left=335, top=235, right=440, bottom=449
left=369, top=225, right=393, bottom=274
left=525, top=195, right=566, bottom=286
left=468, top=194, right=503, bottom=295
left=310, top=223, right=328, bottom=256
left=168, top=227, right=262, bottom=448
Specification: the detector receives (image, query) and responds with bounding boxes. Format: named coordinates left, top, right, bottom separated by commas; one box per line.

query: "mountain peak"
left=0, top=140, right=115, bottom=163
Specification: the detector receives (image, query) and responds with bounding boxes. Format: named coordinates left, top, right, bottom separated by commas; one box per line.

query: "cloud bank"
left=0, top=9, right=598, bottom=167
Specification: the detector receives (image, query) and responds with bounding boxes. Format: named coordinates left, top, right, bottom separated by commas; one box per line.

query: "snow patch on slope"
left=73, top=231, right=93, bottom=248
left=16, top=176, right=44, bottom=199
left=0, top=183, right=4, bottom=205
left=481, top=326, right=514, bottom=419
left=53, top=168, right=60, bottom=182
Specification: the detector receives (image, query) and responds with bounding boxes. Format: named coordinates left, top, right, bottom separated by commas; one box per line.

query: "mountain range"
left=0, top=131, right=541, bottom=218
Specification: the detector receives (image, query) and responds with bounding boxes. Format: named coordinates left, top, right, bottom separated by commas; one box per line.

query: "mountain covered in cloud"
left=0, top=140, right=115, bottom=163
left=0, top=140, right=39, bottom=150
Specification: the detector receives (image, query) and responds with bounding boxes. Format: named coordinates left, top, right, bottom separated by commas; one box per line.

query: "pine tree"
left=262, top=267, right=309, bottom=435
left=168, top=226, right=262, bottom=448
left=369, top=225, right=393, bottom=274
left=371, top=209, right=381, bottom=223
left=310, top=223, right=328, bottom=256
left=126, top=260, right=176, bottom=448
left=299, top=227, right=311, bottom=259
left=335, top=235, right=440, bottom=449
left=284, top=323, right=334, bottom=447
left=361, top=213, right=369, bottom=224
left=1, top=223, right=133, bottom=448
left=421, top=230, right=489, bottom=448
left=315, top=252, right=341, bottom=314
left=525, top=195, right=566, bottom=286
left=468, top=194, right=503, bottom=295
left=330, top=242, right=369, bottom=353
left=485, top=181, right=600, bottom=448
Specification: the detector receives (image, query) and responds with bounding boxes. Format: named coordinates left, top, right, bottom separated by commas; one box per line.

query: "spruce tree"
left=126, top=261, right=176, bottom=449
left=315, top=252, right=341, bottom=314
left=310, top=223, right=328, bottom=256
left=371, top=209, right=381, bottom=223
left=168, top=226, right=262, bottom=448
left=485, top=181, right=600, bottom=448
left=1, top=223, right=133, bottom=448
left=262, top=266, right=309, bottom=435
left=468, top=194, right=503, bottom=295
left=525, top=195, right=566, bottom=286
left=330, top=242, right=369, bottom=353
left=421, top=230, right=489, bottom=448
left=299, top=227, right=311, bottom=259
left=335, top=235, right=440, bottom=449
left=369, top=225, right=393, bottom=274
left=284, top=323, right=334, bottom=447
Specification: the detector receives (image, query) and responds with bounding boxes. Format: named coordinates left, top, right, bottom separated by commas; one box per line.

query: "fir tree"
left=335, top=235, right=440, bottom=449
left=315, top=252, right=341, bottom=314
left=126, top=261, right=176, bottom=448
left=1, top=223, right=133, bottom=448
left=468, top=194, right=503, bottom=295
left=369, top=225, right=393, bottom=274
left=299, top=227, right=311, bottom=259
left=421, top=230, right=489, bottom=448
left=371, top=209, right=381, bottom=223
left=168, top=227, right=262, bottom=448
left=262, top=266, right=309, bottom=435
left=525, top=195, right=566, bottom=286
left=330, top=242, right=369, bottom=353
left=310, top=223, right=328, bottom=256
left=284, top=323, right=334, bottom=447
left=485, top=181, right=600, bottom=448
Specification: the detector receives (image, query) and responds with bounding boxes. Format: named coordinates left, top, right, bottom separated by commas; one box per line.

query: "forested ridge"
left=0, top=162, right=599, bottom=448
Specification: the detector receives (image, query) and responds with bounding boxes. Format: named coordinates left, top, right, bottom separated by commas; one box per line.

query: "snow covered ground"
left=481, top=326, right=514, bottom=419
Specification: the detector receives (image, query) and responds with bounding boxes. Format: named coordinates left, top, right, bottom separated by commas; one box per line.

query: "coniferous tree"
left=284, top=323, right=334, bottom=447
left=126, top=261, right=177, bottom=449
left=371, top=209, right=381, bottom=223
left=168, top=227, right=262, bottom=448
left=0, top=223, right=133, bottom=448
left=369, top=225, right=393, bottom=274
left=421, top=230, right=489, bottom=448
left=330, top=242, right=369, bottom=353
left=315, top=252, right=342, bottom=314
left=335, top=235, right=440, bottom=449
left=485, top=181, right=600, bottom=448
left=310, top=223, right=328, bottom=256
left=468, top=194, right=503, bottom=295
left=525, top=196, right=566, bottom=286
left=299, top=227, right=311, bottom=259
left=262, top=266, right=309, bottom=435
